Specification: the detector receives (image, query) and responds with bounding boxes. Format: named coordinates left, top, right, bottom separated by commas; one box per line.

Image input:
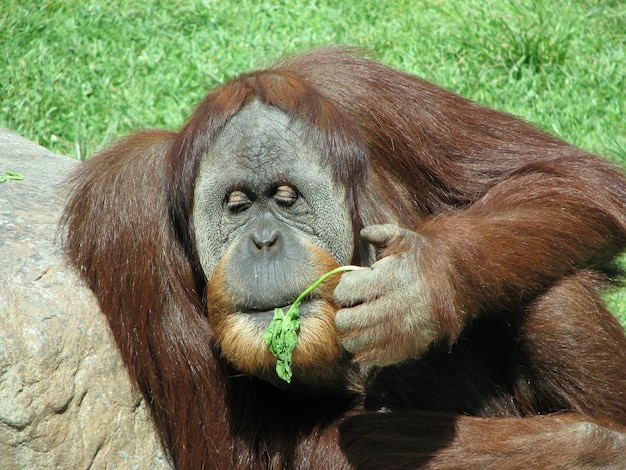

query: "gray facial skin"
left=192, top=100, right=354, bottom=310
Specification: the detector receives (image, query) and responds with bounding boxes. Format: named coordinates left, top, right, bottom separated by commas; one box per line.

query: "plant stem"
left=288, top=265, right=363, bottom=315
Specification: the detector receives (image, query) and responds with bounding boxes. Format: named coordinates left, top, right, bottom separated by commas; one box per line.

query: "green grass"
left=2, top=0, right=625, bottom=326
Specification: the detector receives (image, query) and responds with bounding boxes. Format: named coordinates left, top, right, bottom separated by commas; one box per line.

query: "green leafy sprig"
left=263, top=265, right=363, bottom=383
left=0, top=171, right=23, bottom=183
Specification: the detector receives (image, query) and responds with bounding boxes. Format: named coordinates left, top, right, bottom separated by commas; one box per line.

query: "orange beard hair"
left=206, top=244, right=345, bottom=382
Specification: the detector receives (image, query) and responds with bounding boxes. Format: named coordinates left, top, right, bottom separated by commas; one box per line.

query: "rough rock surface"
left=0, top=129, right=171, bottom=469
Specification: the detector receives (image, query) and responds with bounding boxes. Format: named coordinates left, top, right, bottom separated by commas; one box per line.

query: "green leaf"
left=264, top=305, right=300, bottom=383
left=263, top=265, right=363, bottom=383
left=0, top=170, right=24, bottom=183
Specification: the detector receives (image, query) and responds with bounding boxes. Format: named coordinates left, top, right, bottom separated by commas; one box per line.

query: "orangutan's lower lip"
left=241, top=300, right=318, bottom=317
left=242, top=305, right=287, bottom=315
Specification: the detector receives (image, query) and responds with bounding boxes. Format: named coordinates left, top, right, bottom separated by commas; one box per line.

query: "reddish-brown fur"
left=63, top=47, right=626, bottom=469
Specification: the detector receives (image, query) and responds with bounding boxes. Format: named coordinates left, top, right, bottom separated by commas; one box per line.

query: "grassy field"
left=2, top=0, right=625, bottom=325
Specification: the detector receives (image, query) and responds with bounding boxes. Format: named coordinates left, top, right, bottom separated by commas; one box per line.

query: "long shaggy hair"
left=63, top=47, right=626, bottom=469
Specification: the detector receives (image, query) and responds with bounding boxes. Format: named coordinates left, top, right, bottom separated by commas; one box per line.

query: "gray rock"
left=0, top=130, right=171, bottom=469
